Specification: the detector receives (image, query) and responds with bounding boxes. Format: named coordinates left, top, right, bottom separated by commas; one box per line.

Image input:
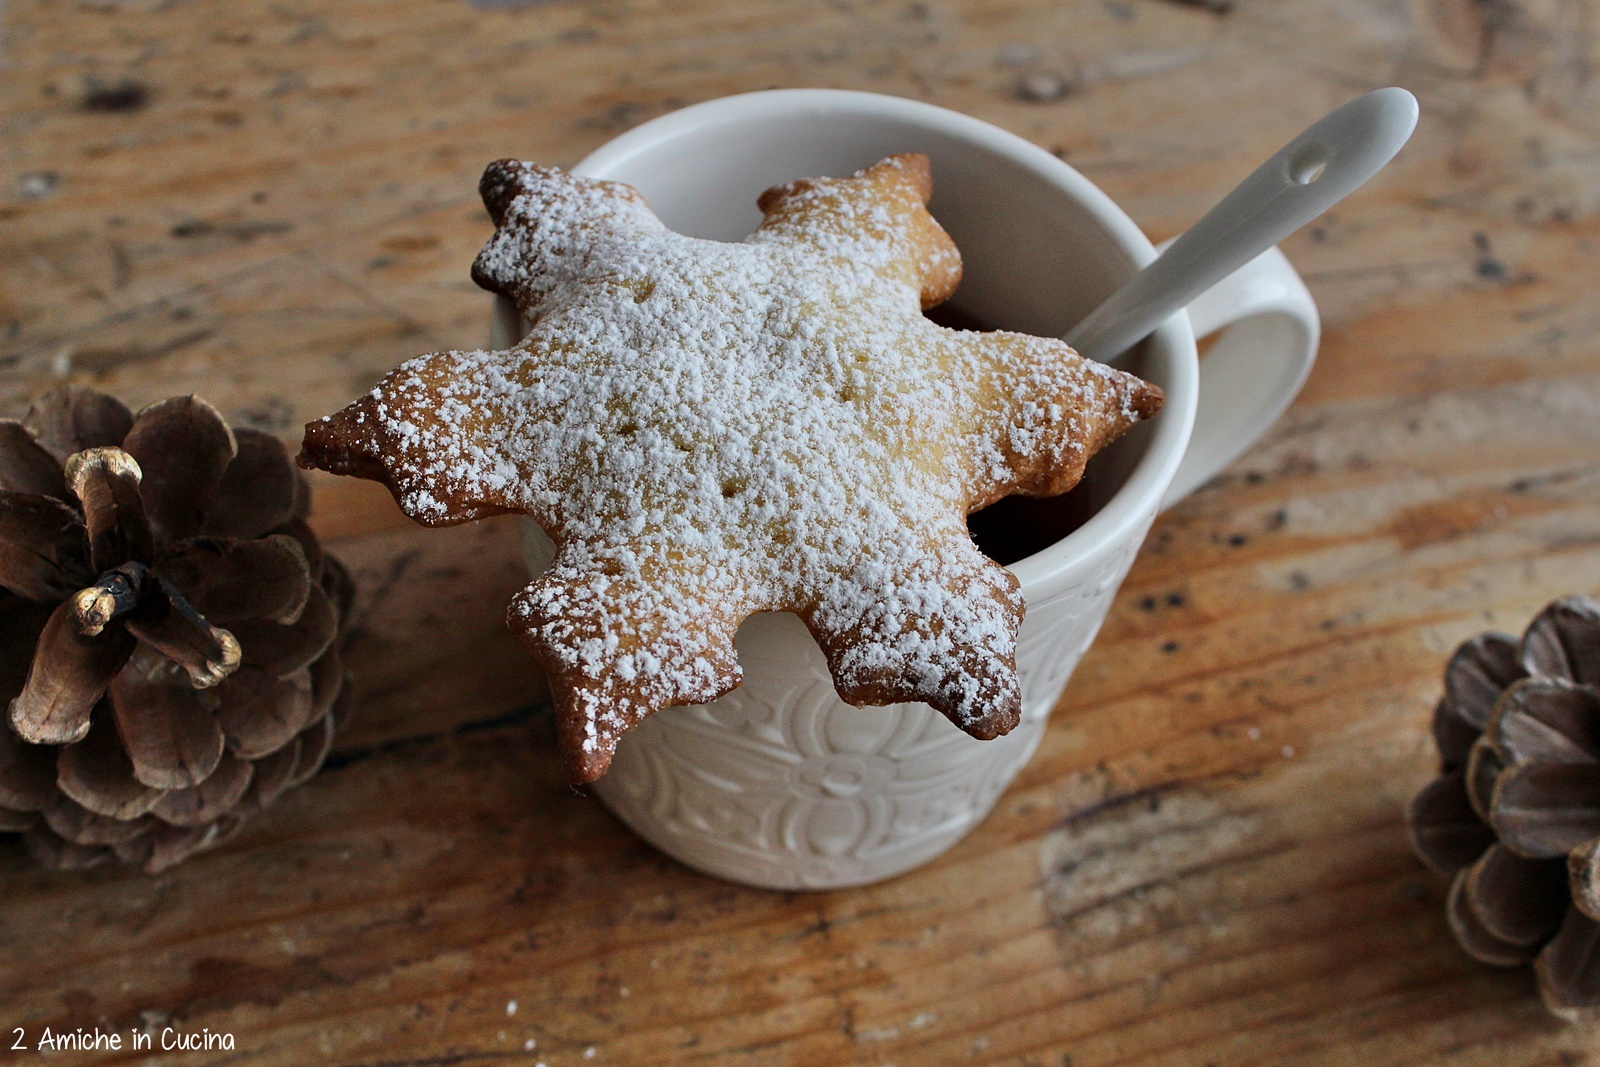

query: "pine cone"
left=0, top=387, right=354, bottom=873
left=1408, top=595, right=1600, bottom=1019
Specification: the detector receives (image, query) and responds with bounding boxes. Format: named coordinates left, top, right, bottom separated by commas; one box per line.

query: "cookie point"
left=1132, top=380, right=1165, bottom=421
left=872, top=152, right=934, bottom=198
left=479, top=157, right=534, bottom=223
left=297, top=401, right=385, bottom=482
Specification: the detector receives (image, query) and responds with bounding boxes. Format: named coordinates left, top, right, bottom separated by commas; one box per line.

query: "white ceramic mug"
left=494, top=89, right=1319, bottom=890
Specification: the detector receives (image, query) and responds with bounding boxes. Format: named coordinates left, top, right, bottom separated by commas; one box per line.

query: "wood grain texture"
left=2, top=0, right=1599, bottom=1063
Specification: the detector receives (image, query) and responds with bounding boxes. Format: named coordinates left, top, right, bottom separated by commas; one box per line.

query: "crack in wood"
left=323, top=701, right=547, bottom=771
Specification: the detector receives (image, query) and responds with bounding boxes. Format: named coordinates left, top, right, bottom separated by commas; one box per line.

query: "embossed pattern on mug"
left=592, top=529, right=1149, bottom=889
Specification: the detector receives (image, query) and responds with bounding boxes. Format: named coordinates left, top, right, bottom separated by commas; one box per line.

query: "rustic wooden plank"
left=2, top=0, right=1600, bottom=1064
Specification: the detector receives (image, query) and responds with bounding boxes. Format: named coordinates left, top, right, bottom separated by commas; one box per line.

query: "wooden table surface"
left=4, top=0, right=1600, bottom=1063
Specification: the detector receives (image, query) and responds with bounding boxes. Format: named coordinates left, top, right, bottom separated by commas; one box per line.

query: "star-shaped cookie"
left=300, top=153, right=1162, bottom=782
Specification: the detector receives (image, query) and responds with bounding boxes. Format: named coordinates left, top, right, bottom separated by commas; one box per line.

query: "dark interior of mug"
left=580, top=102, right=1174, bottom=568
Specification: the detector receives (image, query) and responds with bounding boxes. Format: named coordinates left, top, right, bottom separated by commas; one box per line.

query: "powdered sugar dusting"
left=302, top=156, right=1161, bottom=779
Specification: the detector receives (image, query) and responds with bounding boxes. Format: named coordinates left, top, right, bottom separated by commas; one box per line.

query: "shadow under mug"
left=494, top=89, right=1320, bottom=890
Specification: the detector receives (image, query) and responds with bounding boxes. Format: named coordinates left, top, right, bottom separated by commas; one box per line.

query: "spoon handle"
left=1065, top=87, right=1419, bottom=365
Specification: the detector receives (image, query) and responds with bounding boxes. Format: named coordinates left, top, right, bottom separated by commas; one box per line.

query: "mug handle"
left=1159, top=242, right=1320, bottom=509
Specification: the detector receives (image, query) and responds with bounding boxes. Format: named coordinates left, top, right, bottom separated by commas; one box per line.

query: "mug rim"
left=575, top=87, right=1198, bottom=593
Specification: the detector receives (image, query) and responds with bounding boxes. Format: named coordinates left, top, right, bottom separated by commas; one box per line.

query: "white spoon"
left=1064, top=87, right=1419, bottom=366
